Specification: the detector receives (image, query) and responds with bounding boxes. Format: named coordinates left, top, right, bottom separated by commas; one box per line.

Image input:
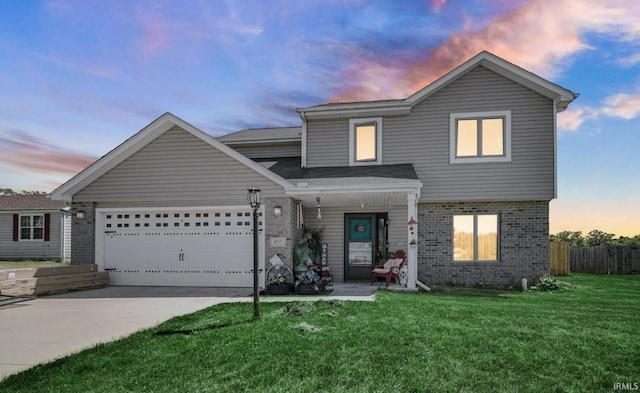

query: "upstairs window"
left=450, top=111, right=511, bottom=163
left=20, top=214, right=44, bottom=241
left=349, top=117, right=382, bottom=166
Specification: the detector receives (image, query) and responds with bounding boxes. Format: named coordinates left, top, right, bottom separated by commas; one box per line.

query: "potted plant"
left=376, top=249, right=392, bottom=267
left=266, top=269, right=294, bottom=295
left=293, top=243, right=311, bottom=278
left=295, top=268, right=325, bottom=295
left=303, top=227, right=324, bottom=263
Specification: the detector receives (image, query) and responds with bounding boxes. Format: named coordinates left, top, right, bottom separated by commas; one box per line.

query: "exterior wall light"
left=408, top=217, right=417, bottom=233
left=273, top=205, right=282, bottom=217
left=247, top=188, right=262, bottom=319
left=76, top=211, right=86, bottom=220
left=316, top=197, right=322, bottom=220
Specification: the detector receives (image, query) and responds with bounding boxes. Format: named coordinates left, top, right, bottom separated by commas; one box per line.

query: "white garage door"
left=101, top=208, right=261, bottom=287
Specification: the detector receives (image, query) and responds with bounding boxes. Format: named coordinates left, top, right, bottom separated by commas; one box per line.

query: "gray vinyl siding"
left=306, top=118, right=350, bottom=167
left=0, top=212, right=63, bottom=260
left=305, top=66, right=556, bottom=201
left=227, top=142, right=301, bottom=159
left=305, top=205, right=407, bottom=282
left=75, top=126, right=286, bottom=204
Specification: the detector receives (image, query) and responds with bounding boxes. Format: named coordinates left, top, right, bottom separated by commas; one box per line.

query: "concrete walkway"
left=0, top=284, right=379, bottom=380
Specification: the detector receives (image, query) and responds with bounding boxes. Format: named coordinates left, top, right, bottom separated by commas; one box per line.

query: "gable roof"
left=0, top=195, right=67, bottom=211
left=218, top=126, right=301, bottom=144
left=298, top=51, right=578, bottom=120
left=50, top=113, right=293, bottom=201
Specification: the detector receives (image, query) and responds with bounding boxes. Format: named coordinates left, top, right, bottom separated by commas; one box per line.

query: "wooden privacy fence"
left=570, top=245, right=640, bottom=274
left=549, top=241, right=570, bottom=276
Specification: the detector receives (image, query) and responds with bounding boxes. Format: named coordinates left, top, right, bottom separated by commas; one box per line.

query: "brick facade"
left=263, top=197, right=302, bottom=272
left=70, top=202, right=96, bottom=265
left=418, top=201, right=549, bottom=287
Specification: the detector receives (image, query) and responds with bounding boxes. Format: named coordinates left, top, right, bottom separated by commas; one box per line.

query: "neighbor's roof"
left=217, top=127, right=301, bottom=144
left=0, top=195, right=67, bottom=211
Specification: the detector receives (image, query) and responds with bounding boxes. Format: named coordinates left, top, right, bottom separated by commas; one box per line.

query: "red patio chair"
left=371, top=253, right=405, bottom=287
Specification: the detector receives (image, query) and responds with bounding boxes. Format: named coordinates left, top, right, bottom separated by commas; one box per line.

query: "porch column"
left=407, top=192, right=418, bottom=290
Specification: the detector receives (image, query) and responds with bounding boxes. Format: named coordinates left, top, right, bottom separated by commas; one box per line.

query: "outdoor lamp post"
left=247, top=188, right=262, bottom=319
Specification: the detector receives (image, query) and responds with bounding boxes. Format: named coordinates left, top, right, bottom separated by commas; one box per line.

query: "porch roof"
left=284, top=176, right=422, bottom=208
left=262, top=157, right=419, bottom=181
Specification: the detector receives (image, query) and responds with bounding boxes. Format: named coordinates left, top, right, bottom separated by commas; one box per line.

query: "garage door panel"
left=102, top=208, right=260, bottom=287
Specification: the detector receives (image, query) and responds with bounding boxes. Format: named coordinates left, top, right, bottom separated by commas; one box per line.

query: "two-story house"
left=50, top=51, right=577, bottom=289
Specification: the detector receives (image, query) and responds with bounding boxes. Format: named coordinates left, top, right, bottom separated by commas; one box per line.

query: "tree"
left=585, top=230, right=616, bottom=246
left=550, top=231, right=586, bottom=248
left=0, top=188, right=48, bottom=196
left=551, top=230, right=640, bottom=247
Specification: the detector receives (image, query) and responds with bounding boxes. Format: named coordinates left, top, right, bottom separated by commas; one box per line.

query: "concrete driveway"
left=0, top=286, right=252, bottom=381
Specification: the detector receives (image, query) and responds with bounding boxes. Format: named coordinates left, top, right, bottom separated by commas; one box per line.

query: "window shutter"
left=13, top=214, right=19, bottom=241
left=44, top=213, right=51, bottom=242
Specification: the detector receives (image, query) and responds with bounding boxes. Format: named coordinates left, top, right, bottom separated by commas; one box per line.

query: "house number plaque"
left=270, top=237, right=287, bottom=248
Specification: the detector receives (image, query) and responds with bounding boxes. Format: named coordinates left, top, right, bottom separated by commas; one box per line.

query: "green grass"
left=1, top=274, right=638, bottom=392
left=0, top=260, right=68, bottom=269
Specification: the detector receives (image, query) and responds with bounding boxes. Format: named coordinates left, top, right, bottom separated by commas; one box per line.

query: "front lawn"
left=1, top=274, right=638, bottom=392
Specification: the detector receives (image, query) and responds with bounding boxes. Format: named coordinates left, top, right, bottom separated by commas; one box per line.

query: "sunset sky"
left=1, top=0, right=639, bottom=236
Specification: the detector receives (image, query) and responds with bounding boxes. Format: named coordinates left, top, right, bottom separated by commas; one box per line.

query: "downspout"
left=553, top=97, right=559, bottom=200
left=416, top=280, right=431, bottom=292
left=299, top=111, right=307, bottom=168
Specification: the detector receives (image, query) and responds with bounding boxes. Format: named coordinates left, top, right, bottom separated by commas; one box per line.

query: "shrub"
left=535, top=274, right=560, bottom=291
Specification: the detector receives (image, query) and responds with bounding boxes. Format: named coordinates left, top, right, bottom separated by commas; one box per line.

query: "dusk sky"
left=1, top=0, right=639, bottom=236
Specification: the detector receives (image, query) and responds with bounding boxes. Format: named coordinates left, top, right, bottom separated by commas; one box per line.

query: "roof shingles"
left=264, top=157, right=419, bottom=180
left=0, top=195, right=66, bottom=211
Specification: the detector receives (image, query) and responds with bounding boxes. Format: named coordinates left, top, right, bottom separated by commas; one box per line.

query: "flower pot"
left=295, top=283, right=326, bottom=295
left=266, top=283, right=294, bottom=295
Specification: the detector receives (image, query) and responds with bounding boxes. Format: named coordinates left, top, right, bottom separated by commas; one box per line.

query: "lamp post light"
left=247, top=188, right=262, bottom=319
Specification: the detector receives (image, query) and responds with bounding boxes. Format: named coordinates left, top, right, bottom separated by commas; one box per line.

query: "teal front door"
left=345, top=214, right=376, bottom=281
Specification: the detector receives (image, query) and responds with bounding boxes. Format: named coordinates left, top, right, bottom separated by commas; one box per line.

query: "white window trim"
left=349, top=117, right=382, bottom=166
left=449, top=110, right=511, bottom=164
left=19, top=214, right=44, bottom=242
left=453, top=213, right=500, bottom=262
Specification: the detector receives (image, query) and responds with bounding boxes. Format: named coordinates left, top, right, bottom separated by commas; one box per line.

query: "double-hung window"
left=349, top=117, right=382, bottom=166
left=450, top=111, right=511, bottom=163
left=20, top=214, right=44, bottom=241
left=453, top=214, right=498, bottom=261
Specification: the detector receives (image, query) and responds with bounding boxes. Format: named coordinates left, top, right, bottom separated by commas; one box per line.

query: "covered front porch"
left=285, top=176, right=422, bottom=290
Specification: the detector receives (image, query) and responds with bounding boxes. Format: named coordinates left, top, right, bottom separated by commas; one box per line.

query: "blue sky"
left=1, top=0, right=639, bottom=236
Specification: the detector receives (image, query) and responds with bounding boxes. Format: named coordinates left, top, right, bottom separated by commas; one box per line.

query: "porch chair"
left=371, top=252, right=405, bottom=287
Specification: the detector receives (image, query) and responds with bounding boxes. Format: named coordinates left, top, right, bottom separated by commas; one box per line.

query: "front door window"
left=344, top=213, right=388, bottom=281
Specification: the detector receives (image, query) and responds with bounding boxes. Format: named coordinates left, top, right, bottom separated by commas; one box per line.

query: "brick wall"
left=70, top=202, right=95, bottom=265
left=418, top=201, right=549, bottom=287
left=263, top=197, right=301, bottom=272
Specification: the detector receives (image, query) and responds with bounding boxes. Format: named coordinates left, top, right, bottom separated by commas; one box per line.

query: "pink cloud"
left=136, top=9, right=173, bottom=56
left=559, top=89, right=640, bottom=132
left=0, top=131, right=95, bottom=177
left=602, top=93, right=640, bottom=119
left=330, top=0, right=640, bottom=103
left=557, top=108, right=586, bottom=132
left=431, top=0, right=447, bottom=13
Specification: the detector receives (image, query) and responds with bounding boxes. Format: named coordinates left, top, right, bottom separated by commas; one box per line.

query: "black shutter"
left=44, top=213, right=51, bottom=241
left=13, top=214, right=19, bottom=241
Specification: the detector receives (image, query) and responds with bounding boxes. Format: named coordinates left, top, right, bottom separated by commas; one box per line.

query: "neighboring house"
left=50, top=51, right=577, bottom=289
left=0, top=195, right=71, bottom=261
